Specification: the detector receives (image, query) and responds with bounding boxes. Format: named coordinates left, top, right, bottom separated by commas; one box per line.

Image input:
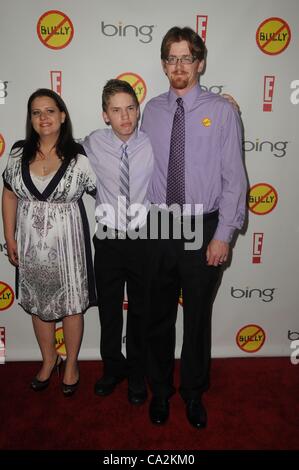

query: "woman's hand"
left=6, top=239, right=19, bottom=266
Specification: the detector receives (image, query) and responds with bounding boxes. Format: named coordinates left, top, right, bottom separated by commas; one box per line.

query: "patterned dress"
left=3, top=144, right=97, bottom=321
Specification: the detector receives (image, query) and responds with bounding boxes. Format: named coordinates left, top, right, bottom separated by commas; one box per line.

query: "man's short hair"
left=102, top=79, right=139, bottom=112
left=161, top=26, right=206, bottom=62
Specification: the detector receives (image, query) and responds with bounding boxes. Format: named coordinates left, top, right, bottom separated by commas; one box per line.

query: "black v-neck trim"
left=22, top=159, right=70, bottom=201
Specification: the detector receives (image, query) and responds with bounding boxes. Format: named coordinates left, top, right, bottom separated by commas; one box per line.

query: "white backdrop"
left=0, top=0, right=298, bottom=361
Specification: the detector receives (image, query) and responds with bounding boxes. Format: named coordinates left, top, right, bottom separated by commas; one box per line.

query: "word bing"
left=101, top=21, right=154, bottom=43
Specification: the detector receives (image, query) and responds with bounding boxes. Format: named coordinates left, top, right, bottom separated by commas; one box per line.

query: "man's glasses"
left=164, top=55, right=198, bottom=65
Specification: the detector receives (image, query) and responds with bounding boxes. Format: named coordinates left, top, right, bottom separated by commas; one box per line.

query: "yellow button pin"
left=202, top=117, right=211, bottom=127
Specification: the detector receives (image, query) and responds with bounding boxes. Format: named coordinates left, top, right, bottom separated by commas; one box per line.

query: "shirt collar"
left=168, top=83, right=202, bottom=112
left=110, top=128, right=138, bottom=151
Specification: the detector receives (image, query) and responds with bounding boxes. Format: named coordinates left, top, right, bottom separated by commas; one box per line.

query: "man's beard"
left=169, top=73, right=189, bottom=90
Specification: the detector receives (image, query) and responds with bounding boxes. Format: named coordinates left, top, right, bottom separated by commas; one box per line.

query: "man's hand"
left=206, top=239, right=229, bottom=267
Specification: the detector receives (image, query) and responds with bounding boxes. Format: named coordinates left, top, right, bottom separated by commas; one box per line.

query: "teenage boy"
left=83, top=79, right=154, bottom=405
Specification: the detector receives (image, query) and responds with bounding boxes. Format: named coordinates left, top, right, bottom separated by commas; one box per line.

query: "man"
left=83, top=79, right=153, bottom=405
left=141, top=27, right=247, bottom=428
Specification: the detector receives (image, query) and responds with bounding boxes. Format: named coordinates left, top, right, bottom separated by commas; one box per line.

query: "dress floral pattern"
left=3, top=145, right=97, bottom=320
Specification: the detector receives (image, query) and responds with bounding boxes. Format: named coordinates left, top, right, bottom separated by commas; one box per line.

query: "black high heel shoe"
left=62, top=378, right=80, bottom=397
left=31, top=355, right=63, bottom=391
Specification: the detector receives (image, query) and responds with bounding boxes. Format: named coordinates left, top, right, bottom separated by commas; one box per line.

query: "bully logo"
left=116, top=72, right=147, bottom=104
left=236, top=324, right=266, bottom=353
left=55, top=326, right=66, bottom=356
left=247, top=183, right=278, bottom=215
left=37, top=10, right=74, bottom=50
left=0, top=282, right=14, bottom=311
left=256, top=17, right=291, bottom=55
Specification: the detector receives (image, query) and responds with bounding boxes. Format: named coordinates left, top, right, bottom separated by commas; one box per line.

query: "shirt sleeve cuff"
left=213, top=224, right=235, bottom=244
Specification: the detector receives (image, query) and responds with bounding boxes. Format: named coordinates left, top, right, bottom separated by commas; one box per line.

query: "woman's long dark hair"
left=17, top=88, right=81, bottom=164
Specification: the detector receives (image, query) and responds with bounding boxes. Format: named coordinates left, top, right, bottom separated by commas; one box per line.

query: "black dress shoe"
left=30, top=355, right=64, bottom=392
left=128, top=376, right=148, bottom=405
left=186, top=399, right=207, bottom=429
left=62, top=379, right=79, bottom=397
left=149, top=397, right=169, bottom=425
left=94, top=375, right=125, bottom=396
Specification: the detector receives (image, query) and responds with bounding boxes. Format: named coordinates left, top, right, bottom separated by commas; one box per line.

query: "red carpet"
left=0, top=358, right=298, bottom=451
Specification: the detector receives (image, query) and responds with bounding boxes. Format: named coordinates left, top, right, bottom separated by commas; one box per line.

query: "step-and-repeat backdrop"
left=0, top=0, right=298, bottom=361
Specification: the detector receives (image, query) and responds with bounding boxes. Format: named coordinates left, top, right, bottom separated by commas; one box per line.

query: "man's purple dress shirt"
left=141, top=84, right=247, bottom=243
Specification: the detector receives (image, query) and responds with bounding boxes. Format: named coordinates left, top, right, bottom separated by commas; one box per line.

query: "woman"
left=2, top=89, right=97, bottom=396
